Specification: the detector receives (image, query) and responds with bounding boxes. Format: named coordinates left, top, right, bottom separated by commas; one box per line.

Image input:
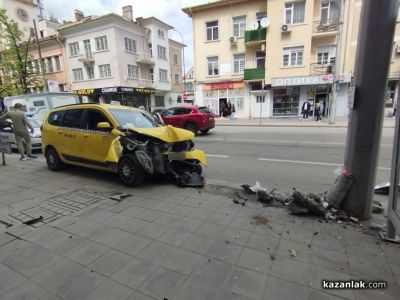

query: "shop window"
left=273, top=87, right=300, bottom=116
left=155, top=96, right=165, bottom=107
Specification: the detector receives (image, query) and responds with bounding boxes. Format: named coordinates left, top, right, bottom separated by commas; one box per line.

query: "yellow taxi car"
left=41, top=103, right=207, bottom=186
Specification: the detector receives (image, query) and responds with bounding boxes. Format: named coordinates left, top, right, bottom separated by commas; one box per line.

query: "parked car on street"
left=161, top=106, right=215, bottom=134
left=0, top=117, right=42, bottom=150
left=41, top=104, right=207, bottom=186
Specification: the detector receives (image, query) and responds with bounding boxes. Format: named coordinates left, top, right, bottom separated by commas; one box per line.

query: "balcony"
left=312, top=19, right=339, bottom=37
left=244, top=28, right=266, bottom=46
left=136, top=53, right=154, bottom=65
left=310, top=63, right=335, bottom=76
left=78, top=50, right=94, bottom=64
left=244, top=68, right=265, bottom=81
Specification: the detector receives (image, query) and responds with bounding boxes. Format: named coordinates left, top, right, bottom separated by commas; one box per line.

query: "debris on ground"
left=241, top=184, right=256, bottom=194
left=363, top=224, right=386, bottom=237
left=326, top=208, right=349, bottom=221
left=23, top=216, right=43, bottom=225
left=252, top=215, right=268, bottom=225
left=349, top=217, right=358, bottom=223
left=289, top=249, right=297, bottom=257
left=175, top=171, right=205, bottom=187
left=374, top=182, right=391, bottom=195
left=270, top=255, right=275, bottom=260
left=257, top=190, right=274, bottom=204
left=288, top=191, right=326, bottom=217
left=110, top=193, right=131, bottom=201
left=372, top=200, right=384, bottom=214
left=326, top=170, right=354, bottom=209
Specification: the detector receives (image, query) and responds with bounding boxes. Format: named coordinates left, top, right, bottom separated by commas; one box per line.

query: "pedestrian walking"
left=393, top=98, right=397, bottom=119
left=315, top=101, right=321, bottom=121
left=301, top=100, right=311, bottom=121
left=230, top=103, right=236, bottom=120
left=226, top=101, right=232, bottom=119
left=219, top=102, right=226, bottom=117
left=320, top=101, right=325, bottom=118
left=0, top=103, right=37, bottom=161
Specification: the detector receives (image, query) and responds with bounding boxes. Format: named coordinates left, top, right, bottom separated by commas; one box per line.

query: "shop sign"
left=272, top=73, right=352, bottom=87
left=74, top=86, right=156, bottom=95
left=75, top=89, right=95, bottom=95
left=210, top=82, right=234, bottom=90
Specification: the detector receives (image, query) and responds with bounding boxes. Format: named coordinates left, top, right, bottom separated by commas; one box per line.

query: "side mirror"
left=97, top=122, right=111, bottom=129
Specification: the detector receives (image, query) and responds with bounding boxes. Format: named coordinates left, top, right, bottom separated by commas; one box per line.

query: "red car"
left=161, top=106, right=215, bottom=134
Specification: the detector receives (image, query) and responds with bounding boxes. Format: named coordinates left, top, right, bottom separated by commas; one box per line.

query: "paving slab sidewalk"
left=0, top=156, right=399, bottom=300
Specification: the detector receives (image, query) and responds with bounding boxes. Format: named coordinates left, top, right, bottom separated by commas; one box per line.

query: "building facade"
left=167, top=38, right=186, bottom=107
left=182, top=0, right=372, bottom=118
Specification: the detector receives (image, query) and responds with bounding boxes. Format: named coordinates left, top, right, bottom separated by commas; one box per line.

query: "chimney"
left=74, top=9, right=84, bottom=22
left=122, top=5, right=133, bottom=22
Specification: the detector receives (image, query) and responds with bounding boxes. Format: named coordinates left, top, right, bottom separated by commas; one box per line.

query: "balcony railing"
left=137, top=79, right=155, bottom=88
left=136, top=53, right=154, bottom=65
left=244, top=68, right=265, bottom=81
left=244, top=27, right=267, bottom=43
left=78, top=50, right=94, bottom=63
left=313, top=18, right=339, bottom=34
left=310, top=63, right=335, bottom=75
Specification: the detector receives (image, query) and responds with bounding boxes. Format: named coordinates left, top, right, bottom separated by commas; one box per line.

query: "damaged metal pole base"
left=379, top=232, right=400, bottom=244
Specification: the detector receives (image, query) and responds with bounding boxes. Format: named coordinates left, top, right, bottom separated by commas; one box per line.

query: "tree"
left=0, top=9, right=40, bottom=97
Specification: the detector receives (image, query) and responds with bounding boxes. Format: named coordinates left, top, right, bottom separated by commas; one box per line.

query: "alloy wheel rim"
left=120, top=159, right=135, bottom=182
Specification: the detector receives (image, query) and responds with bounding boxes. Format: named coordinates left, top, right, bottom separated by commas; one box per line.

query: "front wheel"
left=118, top=153, right=145, bottom=186
left=45, top=147, right=65, bottom=171
left=184, top=122, right=198, bottom=135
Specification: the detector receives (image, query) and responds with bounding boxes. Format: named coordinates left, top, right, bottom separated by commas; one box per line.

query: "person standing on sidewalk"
left=0, top=103, right=37, bottom=161
left=301, top=100, right=311, bottom=121
left=315, top=101, right=321, bottom=121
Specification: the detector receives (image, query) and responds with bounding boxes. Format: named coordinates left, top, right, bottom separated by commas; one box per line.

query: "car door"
left=59, top=109, right=85, bottom=161
left=162, top=108, right=176, bottom=126
left=173, top=108, right=191, bottom=128
left=81, top=109, right=115, bottom=163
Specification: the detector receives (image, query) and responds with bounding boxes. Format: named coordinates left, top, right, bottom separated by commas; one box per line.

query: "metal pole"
left=33, top=19, right=48, bottom=92
left=329, top=0, right=344, bottom=124
left=2, top=152, right=5, bottom=165
left=342, top=0, right=399, bottom=219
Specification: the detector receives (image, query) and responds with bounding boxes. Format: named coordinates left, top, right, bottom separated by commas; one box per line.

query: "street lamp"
left=172, top=29, right=186, bottom=101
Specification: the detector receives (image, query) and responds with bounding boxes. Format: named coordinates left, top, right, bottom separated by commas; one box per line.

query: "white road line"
left=258, top=157, right=391, bottom=171
left=206, top=154, right=230, bottom=158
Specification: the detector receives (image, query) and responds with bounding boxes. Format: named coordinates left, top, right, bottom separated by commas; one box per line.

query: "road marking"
left=258, top=157, right=391, bottom=171
left=206, top=154, right=230, bottom=158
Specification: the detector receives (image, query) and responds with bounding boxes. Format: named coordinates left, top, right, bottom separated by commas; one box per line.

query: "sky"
left=42, top=0, right=210, bottom=73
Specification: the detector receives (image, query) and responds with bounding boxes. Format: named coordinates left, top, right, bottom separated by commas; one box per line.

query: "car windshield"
left=28, top=118, right=41, bottom=128
left=109, top=109, right=160, bottom=129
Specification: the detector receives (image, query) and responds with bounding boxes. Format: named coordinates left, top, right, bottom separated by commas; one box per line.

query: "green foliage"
left=0, top=9, right=41, bottom=97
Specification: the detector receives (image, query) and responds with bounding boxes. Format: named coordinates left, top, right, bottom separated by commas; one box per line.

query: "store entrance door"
left=252, top=92, right=269, bottom=118
left=314, top=86, right=330, bottom=117
left=219, top=98, right=227, bottom=117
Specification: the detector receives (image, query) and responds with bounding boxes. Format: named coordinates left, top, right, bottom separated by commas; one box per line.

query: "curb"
left=215, top=123, right=395, bottom=129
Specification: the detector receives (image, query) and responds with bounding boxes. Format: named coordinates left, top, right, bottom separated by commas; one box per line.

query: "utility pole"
left=342, top=0, right=398, bottom=219
left=33, top=19, right=48, bottom=92
left=329, top=0, right=345, bottom=124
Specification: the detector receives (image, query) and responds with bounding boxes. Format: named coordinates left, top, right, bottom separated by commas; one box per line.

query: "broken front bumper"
left=167, top=149, right=207, bottom=165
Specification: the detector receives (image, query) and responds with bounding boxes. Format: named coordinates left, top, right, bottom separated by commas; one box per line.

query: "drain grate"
left=8, top=189, right=111, bottom=227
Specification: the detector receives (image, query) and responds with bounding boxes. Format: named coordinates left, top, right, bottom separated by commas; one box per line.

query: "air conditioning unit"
left=230, top=36, right=237, bottom=44
left=281, top=24, right=291, bottom=33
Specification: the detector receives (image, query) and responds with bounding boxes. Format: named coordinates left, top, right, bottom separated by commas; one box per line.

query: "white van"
left=2, top=92, right=80, bottom=121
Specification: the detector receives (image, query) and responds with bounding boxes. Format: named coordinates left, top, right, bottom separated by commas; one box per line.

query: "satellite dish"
left=252, top=20, right=260, bottom=30
left=260, top=17, right=269, bottom=28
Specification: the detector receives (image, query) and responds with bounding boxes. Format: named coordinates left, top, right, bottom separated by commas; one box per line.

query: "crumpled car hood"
left=126, top=125, right=195, bottom=142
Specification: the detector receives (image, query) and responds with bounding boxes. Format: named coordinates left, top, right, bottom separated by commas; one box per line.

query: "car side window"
left=83, top=109, right=111, bottom=130
left=48, top=111, right=64, bottom=126
left=164, top=108, right=174, bottom=116
left=174, top=108, right=191, bottom=115
left=61, top=109, right=84, bottom=128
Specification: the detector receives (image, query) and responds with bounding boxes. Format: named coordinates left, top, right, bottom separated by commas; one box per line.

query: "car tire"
left=45, top=147, right=65, bottom=171
left=200, top=129, right=209, bottom=134
left=185, top=122, right=198, bottom=134
left=118, top=153, right=145, bottom=186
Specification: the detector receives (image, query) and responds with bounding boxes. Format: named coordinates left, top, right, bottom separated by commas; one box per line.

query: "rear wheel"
left=118, top=153, right=145, bottom=186
left=185, top=122, right=198, bottom=134
left=45, top=147, right=65, bottom=171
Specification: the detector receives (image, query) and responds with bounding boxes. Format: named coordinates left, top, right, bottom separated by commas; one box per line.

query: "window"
left=232, top=15, right=246, bottom=37
left=157, top=45, right=167, bottom=59
left=282, top=46, right=304, bottom=66
left=33, top=60, right=40, bottom=74
left=317, top=45, right=336, bottom=65
left=159, top=69, right=168, bottom=81
left=174, top=108, right=192, bottom=115
left=33, top=100, right=45, bottom=107
left=321, top=1, right=340, bottom=23
left=284, top=2, right=305, bottom=24
left=206, top=21, right=219, bottom=41
left=48, top=111, right=64, bottom=126
left=109, top=109, right=159, bottom=128
left=83, top=110, right=111, bottom=130
left=256, top=11, right=267, bottom=21
left=62, top=109, right=83, bottom=128
left=124, top=37, right=137, bottom=53
left=155, top=96, right=165, bottom=107
left=256, top=51, right=266, bottom=69
left=127, top=64, right=140, bottom=78
left=233, top=53, right=245, bottom=74
left=158, top=29, right=165, bottom=38
left=174, top=74, right=179, bottom=84
left=40, top=30, right=44, bottom=38
left=86, top=65, right=95, bottom=79
left=95, top=35, right=108, bottom=51
left=174, top=54, right=178, bottom=65
left=54, top=56, right=61, bottom=71
left=72, top=68, right=84, bottom=81
left=98, top=64, right=111, bottom=78
left=207, top=56, right=219, bottom=76
left=45, top=57, right=53, bottom=73
left=68, top=42, right=79, bottom=56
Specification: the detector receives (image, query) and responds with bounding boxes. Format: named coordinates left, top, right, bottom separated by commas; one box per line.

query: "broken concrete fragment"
left=372, top=200, right=384, bottom=214
left=326, top=173, right=354, bottom=209
left=288, top=201, right=309, bottom=215
left=306, top=193, right=322, bottom=204
left=349, top=217, right=358, bottom=223
left=292, top=191, right=307, bottom=207
left=257, top=190, right=274, bottom=204
left=305, top=198, right=326, bottom=217
left=289, top=249, right=297, bottom=257
left=241, top=184, right=256, bottom=194
left=110, top=193, right=131, bottom=201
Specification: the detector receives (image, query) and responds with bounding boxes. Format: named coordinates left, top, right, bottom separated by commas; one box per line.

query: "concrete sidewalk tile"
left=85, top=209, right=117, bottom=224
left=223, top=266, right=268, bottom=300
left=131, top=198, right=159, bottom=209
left=135, top=208, right=164, bottom=222
left=230, top=216, right=257, bottom=233
left=83, top=279, right=134, bottom=300
left=181, top=232, right=218, bottom=254
left=162, top=248, right=204, bottom=275
left=112, top=256, right=158, bottom=289
left=89, top=227, right=131, bottom=247
left=2, top=244, right=59, bottom=278
left=280, top=225, right=314, bottom=245
left=138, top=266, right=186, bottom=299
left=312, top=232, right=347, bottom=252
left=309, top=264, right=354, bottom=300
left=0, top=265, right=27, bottom=296
left=162, top=194, right=188, bottom=204
left=348, top=254, right=394, bottom=282
left=175, top=217, right=203, bottom=232
left=208, top=211, right=236, bottom=226
left=113, top=234, right=152, bottom=256
left=222, top=227, right=252, bottom=246
left=270, top=255, right=310, bottom=286
left=115, top=218, right=150, bottom=233
left=106, top=200, right=133, bottom=213
left=0, top=280, right=60, bottom=300
left=168, top=204, right=193, bottom=217
left=36, top=230, right=88, bottom=256
left=19, top=225, right=58, bottom=243
left=354, top=282, right=400, bottom=300
left=68, top=241, right=109, bottom=266
left=246, top=233, right=280, bottom=253
left=120, top=205, right=147, bottom=218
left=64, top=219, right=107, bottom=237
left=136, top=222, right=169, bottom=240
left=181, top=197, right=207, bottom=208
left=0, top=233, right=15, bottom=246
left=152, top=201, right=177, bottom=213
left=308, top=289, right=345, bottom=300
left=277, top=239, right=312, bottom=263
left=32, top=259, right=105, bottom=300
left=186, top=207, right=215, bottom=220
left=157, top=226, right=192, bottom=247
left=196, top=222, right=227, bottom=238
left=126, top=290, right=156, bottom=300
left=88, top=249, right=132, bottom=277
left=96, top=213, right=132, bottom=228
left=206, top=239, right=243, bottom=264
left=153, top=213, right=182, bottom=226
left=174, top=279, right=219, bottom=300
left=136, top=241, right=176, bottom=265
left=189, top=257, right=234, bottom=288
left=217, top=289, right=254, bottom=300
left=236, top=247, right=271, bottom=274
left=262, top=276, right=308, bottom=300
left=310, top=245, right=350, bottom=273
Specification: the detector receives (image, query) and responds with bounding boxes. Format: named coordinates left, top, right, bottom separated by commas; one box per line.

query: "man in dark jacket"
left=301, top=100, right=311, bottom=121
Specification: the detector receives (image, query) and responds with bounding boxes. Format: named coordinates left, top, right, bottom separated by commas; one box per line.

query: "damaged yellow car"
left=41, top=104, right=206, bottom=186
